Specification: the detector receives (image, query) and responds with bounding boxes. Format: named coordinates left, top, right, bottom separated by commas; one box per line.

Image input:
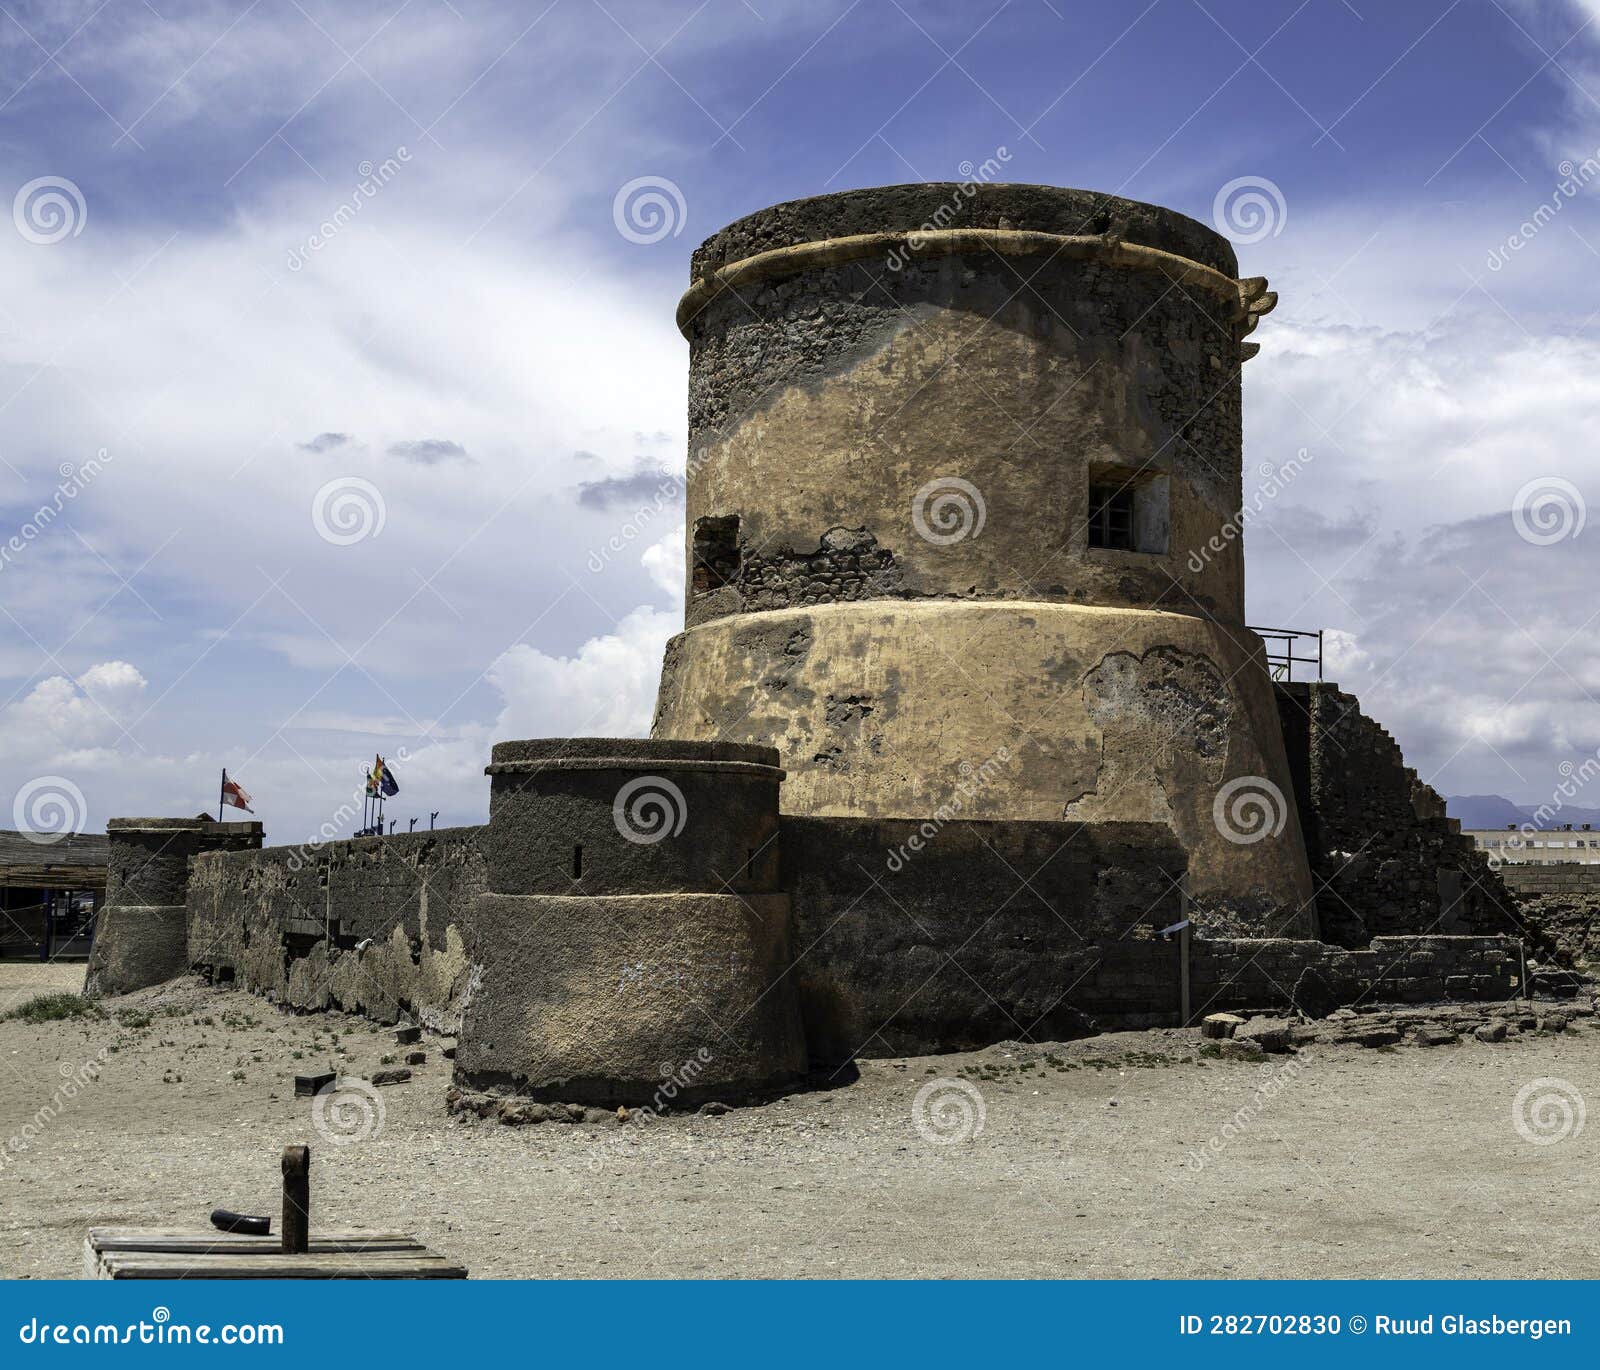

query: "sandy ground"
left=0, top=963, right=1596, bottom=1280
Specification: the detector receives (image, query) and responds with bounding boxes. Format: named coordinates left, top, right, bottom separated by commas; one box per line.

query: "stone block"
left=1355, top=1026, right=1402, bottom=1047
left=1235, top=1016, right=1294, bottom=1052
left=370, top=1068, right=412, bottom=1086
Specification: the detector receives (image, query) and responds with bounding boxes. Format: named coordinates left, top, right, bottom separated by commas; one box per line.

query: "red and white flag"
left=222, top=775, right=254, bottom=813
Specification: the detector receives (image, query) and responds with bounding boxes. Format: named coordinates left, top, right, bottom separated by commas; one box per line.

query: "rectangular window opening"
left=1087, top=484, right=1135, bottom=550
left=1087, top=467, right=1169, bottom=555
left=691, top=515, right=741, bottom=596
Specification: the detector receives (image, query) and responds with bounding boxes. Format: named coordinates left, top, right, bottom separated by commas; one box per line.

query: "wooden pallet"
left=83, top=1228, right=467, bottom=1280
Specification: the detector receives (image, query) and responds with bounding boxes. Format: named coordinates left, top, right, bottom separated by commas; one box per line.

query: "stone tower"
left=652, top=184, right=1314, bottom=936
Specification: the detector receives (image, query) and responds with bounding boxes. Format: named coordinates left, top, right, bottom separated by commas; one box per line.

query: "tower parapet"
left=86, top=817, right=263, bottom=997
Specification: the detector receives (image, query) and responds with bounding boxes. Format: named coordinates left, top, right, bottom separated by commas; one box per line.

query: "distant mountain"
left=1447, top=793, right=1600, bottom=830
left=1447, top=794, right=1532, bottom=828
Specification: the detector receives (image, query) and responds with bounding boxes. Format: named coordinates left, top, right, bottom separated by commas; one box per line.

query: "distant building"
left=1463, top=822, right=1600, bottom=866
left=0, top=830, right=106, bottom=959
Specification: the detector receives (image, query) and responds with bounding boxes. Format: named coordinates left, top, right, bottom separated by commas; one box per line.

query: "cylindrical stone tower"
left=454, top=739, right=807, bottom=1107
left=652, top=184, right=1314, bottom=936
left=85, top=817, right=264, bottom=997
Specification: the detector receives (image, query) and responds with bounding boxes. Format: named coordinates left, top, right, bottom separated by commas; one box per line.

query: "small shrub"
left=3, top=993, right=104, bottom=1024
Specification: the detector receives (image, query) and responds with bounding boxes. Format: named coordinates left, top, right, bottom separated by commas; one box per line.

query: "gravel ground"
left=1, top=969, right=1596, bottom=1280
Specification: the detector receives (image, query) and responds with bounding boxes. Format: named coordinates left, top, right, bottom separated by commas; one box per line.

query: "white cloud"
left=641, top=522, right=686, bottom=601
left=487, top=604, right=676, bottom=740
left=0, top=661, right=146, bottom=753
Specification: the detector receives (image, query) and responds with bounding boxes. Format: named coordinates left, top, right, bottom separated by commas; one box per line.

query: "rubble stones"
left=1234, top=1017, right=1294, bottom=1053
left=445, top=1086, right=597, bottom=1126
left=1354, top=1026, right=1402, bottom=1048
left=370, top=1068, right=412, bottom=1086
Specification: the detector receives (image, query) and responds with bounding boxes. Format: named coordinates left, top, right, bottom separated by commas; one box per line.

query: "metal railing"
left=1248, top=625, right=1323, bottom=682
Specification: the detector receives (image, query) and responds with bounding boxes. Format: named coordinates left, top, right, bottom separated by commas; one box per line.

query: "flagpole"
left=218, top=768, right=226, bottom=822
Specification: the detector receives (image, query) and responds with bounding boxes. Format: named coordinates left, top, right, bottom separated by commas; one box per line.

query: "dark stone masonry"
left=186, top=827, right=484, bottom=1029
left=1493, top=865, right=1600, bottom=968
left=1275, top=682, right=1547, bottom=951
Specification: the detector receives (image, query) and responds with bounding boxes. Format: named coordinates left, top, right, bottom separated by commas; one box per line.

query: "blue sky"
left=2, top=0, right=1599, bottom=839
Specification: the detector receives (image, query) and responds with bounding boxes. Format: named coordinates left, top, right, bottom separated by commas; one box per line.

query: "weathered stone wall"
left=1013, top=935, right=1522, bottom=1036
left=659, top=603, right=1317, bottom=936
left=1275, top=683, right=1531, bottom=948
left=1185, top=934, right=1522, bottom=1018
left=779, top=811, right=1523, bottom=1057
left=1495, top=865, right=1600, bottom=967
left=186, top=827, right=485, bottom=1030
left=781, top=815, right=1190, bottom=1061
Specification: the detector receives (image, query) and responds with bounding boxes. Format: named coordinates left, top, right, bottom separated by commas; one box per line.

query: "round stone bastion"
left=85, top=817, right=264, bottom=998
left=454, top=738, right=808, bottom=1109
